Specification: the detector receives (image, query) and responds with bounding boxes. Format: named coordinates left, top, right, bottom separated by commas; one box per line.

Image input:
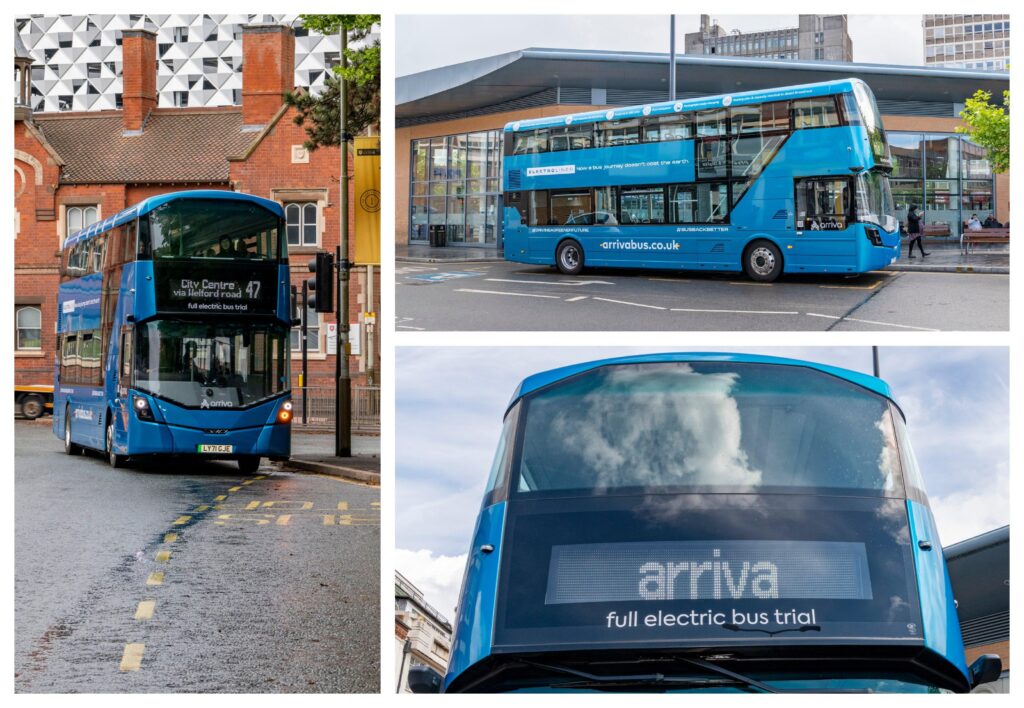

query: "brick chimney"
left=241, top=24, right=295, bottom=128
left=121, top=29, right=157, bottom=134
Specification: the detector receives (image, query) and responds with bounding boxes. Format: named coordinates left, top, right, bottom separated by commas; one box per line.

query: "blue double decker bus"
left=54, top=191, right=293, bottom=473
left=413, top=353, right=1000, bottom=693
left=502, top=79, right=900, bottom=281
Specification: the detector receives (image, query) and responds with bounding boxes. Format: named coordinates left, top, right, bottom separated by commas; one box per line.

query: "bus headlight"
left=133, top=395, right=155, bottom=421
left=277, top=399, right=293, bottom=424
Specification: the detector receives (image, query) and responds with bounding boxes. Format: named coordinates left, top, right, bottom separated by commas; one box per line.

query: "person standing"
left=905, top=204, right=928, bottom=258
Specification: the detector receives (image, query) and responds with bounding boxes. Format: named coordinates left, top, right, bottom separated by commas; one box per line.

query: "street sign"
left=326, top=322, right=337, bottom=355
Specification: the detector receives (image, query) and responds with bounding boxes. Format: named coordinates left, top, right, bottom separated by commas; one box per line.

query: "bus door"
left=794, top=177, right=856, bottom=264
left=112, top=326, right=134, bottom=442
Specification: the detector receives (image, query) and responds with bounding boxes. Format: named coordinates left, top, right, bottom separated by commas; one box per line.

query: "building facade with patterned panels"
left=14, top=21, right=380, bottom=431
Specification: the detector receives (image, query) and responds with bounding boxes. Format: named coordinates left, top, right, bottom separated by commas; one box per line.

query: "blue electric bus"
left=53, top=191, right=293, bottom=473
left=412, top=354, right=1001, bottom=693
left=502, top=79, right=900, bottom=281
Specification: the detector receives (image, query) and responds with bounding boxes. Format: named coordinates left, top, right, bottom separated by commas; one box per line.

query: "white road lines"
left=805, top=313, right=939, bottom=331
left=669, top=307, right=800, bottom=315
left=565, top=296, right=589, bottom=302
left=485, top=278, right=614, bottom=287
left=455, top=288, right=561, bottom=299
left=591, top=297, right=666, bottom=310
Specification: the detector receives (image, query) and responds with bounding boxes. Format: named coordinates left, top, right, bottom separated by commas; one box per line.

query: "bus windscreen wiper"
left=517, top=659, right=772, bottom=693
left=722, top=622, right=822, bottom=637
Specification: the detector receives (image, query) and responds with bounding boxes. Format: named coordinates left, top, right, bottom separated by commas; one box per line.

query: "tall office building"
left=685, top=15, right=853, bottom=62
left=15, top=14, right=346, bottom=112
left=923, top=15, right=1010, bottom=71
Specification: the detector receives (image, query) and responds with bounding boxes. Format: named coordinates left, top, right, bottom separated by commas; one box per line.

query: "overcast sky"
left=396, top=346, right=1009, bottom=620
left=396, top=15, right=925, bottom=77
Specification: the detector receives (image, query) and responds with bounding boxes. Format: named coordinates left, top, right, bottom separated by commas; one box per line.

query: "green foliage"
left=956, top=89, right=1010, bottom=173
left=284, top=15, right=380, bottom=149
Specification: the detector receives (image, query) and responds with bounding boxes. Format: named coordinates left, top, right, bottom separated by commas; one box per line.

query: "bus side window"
left=120, top=328, right=133, bottom=380
left=791, top=96, right=840, bottom=129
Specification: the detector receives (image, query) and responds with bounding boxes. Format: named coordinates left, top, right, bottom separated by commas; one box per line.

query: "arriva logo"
left=200, top=399, right=234, bottom=409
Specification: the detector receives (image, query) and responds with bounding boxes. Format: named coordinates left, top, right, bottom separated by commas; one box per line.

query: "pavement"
left=396, top=243, right=504, bottom=263
left=15, top=419, right=379, bottom=693
left=397, top=259, right=1008, bottom=332
left=285, top=431, right=381, bottom=485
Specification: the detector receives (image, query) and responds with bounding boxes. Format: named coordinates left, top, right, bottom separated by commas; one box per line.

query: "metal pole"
left=336, top=24, right=352, bottom=458
left=872, top=346, right=880, bottom=378
left=301, top=279, right=308, bottom=425
left=669, top=15, right=677, bottom=101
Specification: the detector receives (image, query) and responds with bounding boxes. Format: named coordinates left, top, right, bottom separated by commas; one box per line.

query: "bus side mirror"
left=968, top=654, right=1002, bottom=689
left=406, top=665, right=443, bottom=694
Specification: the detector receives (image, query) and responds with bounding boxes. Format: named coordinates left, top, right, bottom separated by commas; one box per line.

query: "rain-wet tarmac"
left=15, top=420, right=380, bottom=693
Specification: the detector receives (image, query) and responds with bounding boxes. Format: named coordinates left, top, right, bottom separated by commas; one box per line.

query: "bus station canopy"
left=397, top=48, right=1009, bottom=125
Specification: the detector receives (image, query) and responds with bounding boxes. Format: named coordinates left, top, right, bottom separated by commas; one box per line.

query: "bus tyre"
left=555, top=239, right=584, bottom=275
left=106, top=418, right=126, bottom=469
left=237, top=456, right=261, bottom=474
left=63, top=408, right=81, bottom=455
left=744, top=240, right=783, bottom=282
left=20, top=394, right=44, bottom=420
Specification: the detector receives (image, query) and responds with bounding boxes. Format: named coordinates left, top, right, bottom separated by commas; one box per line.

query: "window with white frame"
left=290, top=300, right=321, bottom=353
left=66, top=205, right=99, bottom=239
left=16, top=305, right=42, bottom=350
left=285, top=202, right=319, bottom=247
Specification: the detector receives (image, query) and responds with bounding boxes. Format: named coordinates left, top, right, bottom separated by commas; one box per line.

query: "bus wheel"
left=237, top=456, right=261, bottom=474
left=20, top=394, right=44, bottom=420
left=555, top=239, right=584, bottom=275
left=106, top=418, right=126, bottom=469
left=63, top=408, right=81, bottom=455
left=744, top=240, right=783, bottom=282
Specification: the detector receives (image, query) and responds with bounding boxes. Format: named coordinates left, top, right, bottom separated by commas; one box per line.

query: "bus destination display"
left=156, top=262, right=277, bottom=314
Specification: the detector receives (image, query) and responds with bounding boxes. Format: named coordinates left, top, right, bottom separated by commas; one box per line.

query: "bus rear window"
left=516, top=362, right=903, bottom=495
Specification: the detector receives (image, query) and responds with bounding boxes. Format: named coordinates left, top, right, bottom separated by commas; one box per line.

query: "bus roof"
left=503, top=78, right=863, bottom=133
left=63, top=190, right=285, bottom=249
left=508, top=352, right=895, bottom=412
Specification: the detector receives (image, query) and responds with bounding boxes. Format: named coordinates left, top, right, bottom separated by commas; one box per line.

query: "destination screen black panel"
left=494, top=494, right=922, bottom=652
left=154, top=260, right=279, bottom=315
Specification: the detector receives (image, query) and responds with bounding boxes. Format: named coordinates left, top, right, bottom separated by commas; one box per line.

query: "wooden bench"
left=921, top=224, right=951, bottom=238
left=961, top=227, right=1009, bottom=255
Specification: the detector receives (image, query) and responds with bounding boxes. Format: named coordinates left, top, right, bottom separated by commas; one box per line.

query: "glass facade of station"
left=888, top=131, right=996, bottom=238
left=408, top=129, right=996, bottom=247
left=409, top=131, right=503, bottom=247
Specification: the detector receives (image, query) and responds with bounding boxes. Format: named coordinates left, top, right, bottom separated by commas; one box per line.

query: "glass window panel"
left=731, top=101, right=789, bottom=135
left=412, top=181, right=428, bottom=197
left=961, top=180, right=994, bottom=212
left=888, top=133, right=924, bottom=179
left=412, top=140, right=429, bottom=181
left=731, top=134, right=785, bottom=179
left=595, top=119, right=640, bottom=147
left=446, top=194, right=465, bottom=243
left=16, top=306, right=42, bottom=350
left=924, top=134, right=959, bottom=179
left=695, top=108, right=727, bottom=136
left=67, top=207, right=83, bottom=236
left=925, top=180, right=961, bottom=237
left=527, top=190, right=549, bottom=227
left=410, top=197, right=429, bottom=241
left=465, top=195, right=485, bottom=245
left=467, top=179, right=486, bottom=195
left=467, top=132, right=487, bottom=178
left=791, top=96, right=840, bottom=129
left=513, top=129, right=548, bottom=155
left=593, top=187, right=619, bottom=225
left=448, top=135, right=467, bottom=181
left=697, top=137, right=728, bottom=178
left=487, top=178, right=501, bottom=194
left=430, top=182, right=446, bottom=196
left=960, top=138, right=992, bottom=178
left=668, top=185, right=697, bottom=223
left=550, top=190, right=593, bottom=225
left=796, top=178, right=851, bottom=230
left=429, top=137, right=448, bottom=180
left=620, top=187, right=665, bottom=225
left=889, top=179, right=924, bottom=230
left=643, top=114, right=693, bottom=142
left=428, top=196, right=446, bottom=225
left=484, top=195, right=498, bottom=243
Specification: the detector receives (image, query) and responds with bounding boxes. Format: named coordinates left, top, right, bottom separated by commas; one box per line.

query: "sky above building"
left=396, top=14, right=926, bottom=77
left=396, top=346, right=1009, bottom=619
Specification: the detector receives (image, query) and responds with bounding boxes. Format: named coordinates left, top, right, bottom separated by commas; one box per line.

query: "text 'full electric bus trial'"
left=54, top=191, right=293, bottom=473
left=502, top=79, right=899, bottom=281
left=412, top=354, right=1001, bottom=693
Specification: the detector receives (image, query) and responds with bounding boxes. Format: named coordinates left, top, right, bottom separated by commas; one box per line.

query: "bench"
left=961, top=227, right=1009, bottom=254
left=921, top=224, right=951, bottom=238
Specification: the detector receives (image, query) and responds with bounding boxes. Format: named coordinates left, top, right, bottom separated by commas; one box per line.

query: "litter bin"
left=429, top=224, right=447, bottom=247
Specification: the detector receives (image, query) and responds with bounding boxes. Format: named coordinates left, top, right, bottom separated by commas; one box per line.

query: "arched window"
left=285, top=201, right=319, bottom=247
left=16, top=306, right=41, bottom=350
left=66, top=205, right=99, bottom=239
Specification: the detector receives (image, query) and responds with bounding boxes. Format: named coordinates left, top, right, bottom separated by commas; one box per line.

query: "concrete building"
left=945, top=525, right=1010, bottom=693
left=685, top=14, right=852, bottom=62
left=924, top=14, right=1010, bottom=71
left=396, top=49, right=1008, bottom=254
left=395, top=571, right=452, bottom=693
left=15, top=14, right=347, bottom=112
left=14, top=21, right=380, bottom=429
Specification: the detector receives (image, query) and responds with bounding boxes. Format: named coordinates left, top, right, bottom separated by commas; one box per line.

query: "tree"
left=285, top=15, right=380, bottom=149
left=956, top=89, right=1010, bottom=173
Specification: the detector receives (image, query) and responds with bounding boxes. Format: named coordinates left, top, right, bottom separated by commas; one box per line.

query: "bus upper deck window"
left=792, top=97, right=840, bottom=129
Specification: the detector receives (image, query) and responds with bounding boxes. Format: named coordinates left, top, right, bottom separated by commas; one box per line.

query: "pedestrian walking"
left=905, top=205, right=928, bottom=258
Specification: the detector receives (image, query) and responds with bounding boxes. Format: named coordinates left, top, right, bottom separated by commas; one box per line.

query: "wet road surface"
left=15, top=420, right=379, bottom=693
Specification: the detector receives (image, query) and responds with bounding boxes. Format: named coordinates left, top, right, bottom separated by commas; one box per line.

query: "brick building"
left=14, top=23, right=380, bottom=420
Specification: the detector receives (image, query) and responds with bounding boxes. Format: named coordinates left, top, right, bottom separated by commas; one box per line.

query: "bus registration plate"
left=197, top=444, right=233, bottom=453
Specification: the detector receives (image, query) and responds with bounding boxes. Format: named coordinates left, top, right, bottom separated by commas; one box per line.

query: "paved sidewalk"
left=396, top=243, right=503, bottom=263
left=885, top=240, right=1009, bottom=274
left=278, top=432, right=381, bottom=485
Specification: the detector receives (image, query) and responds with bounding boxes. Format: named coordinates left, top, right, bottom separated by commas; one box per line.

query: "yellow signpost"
left=353, top=135, right=381, bottom=265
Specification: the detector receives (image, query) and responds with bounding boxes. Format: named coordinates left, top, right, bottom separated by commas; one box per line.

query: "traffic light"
left=307, top=251, right=335, bottom=313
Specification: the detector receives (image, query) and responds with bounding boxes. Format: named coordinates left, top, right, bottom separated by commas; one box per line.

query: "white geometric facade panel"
left=16, top=14, right=344, bottom=112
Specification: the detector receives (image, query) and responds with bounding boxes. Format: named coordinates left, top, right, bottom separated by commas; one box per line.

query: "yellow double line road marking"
left=134, top=600, right=156, bottom=620
left=119, top=643, right=145, bottom=671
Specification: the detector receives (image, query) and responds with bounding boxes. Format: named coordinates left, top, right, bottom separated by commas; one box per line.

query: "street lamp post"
left=336, top=24, right=352, bottom=458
